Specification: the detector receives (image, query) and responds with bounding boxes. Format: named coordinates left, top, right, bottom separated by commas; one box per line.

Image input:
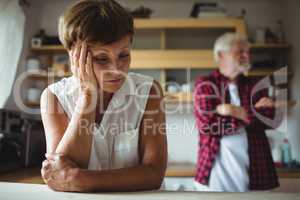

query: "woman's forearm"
left=72, top=165, right=164, bottom=192
left=55, top=94, right=96, bottom=168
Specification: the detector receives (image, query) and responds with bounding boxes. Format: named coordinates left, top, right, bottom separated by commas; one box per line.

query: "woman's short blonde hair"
left=58, top=0, right=134, bottom=50
left=213, top=32, right=249, bottom=63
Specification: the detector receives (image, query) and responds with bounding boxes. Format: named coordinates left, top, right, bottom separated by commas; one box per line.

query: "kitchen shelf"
left=166, top=163, right=196, bottom=177
left=24, top=102, right=40, bottom=108
left=30, top=17, right=248, bottom=68
left=30, top=43, right=292, bottom=54
left=277, top=100, right=297, bottom=108
left=131, top=50, right=216, bottom=69
left=31, top=44, right=292, bottom=52
left=30, top=46, right=291, bottom=71
left=246, top=68, right=284, bottom=76
left=25, top=70, right=72, bottom=79
left=31, top=47, right=217, bottom=69
left=250, top=43, right=291, bottom=49
left=165, top=92, right=193, bottom=103
left=28, top=18, right=292, bottom=105
left=31, top=45, right=66, bottom=53
left=134, top=18, right=246, bottom=35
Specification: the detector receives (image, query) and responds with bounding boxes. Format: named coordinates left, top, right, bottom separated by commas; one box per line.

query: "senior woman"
left=40, top=0, right=167, bottom=192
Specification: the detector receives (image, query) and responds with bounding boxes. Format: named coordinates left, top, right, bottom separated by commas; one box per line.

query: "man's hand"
left=217, top=104, right=249, bottom=123
left=216, top=104, right=232, bottom=116
left=255, top=97, right=275, bottom=108
left=41, top=153, right=80, bottom=192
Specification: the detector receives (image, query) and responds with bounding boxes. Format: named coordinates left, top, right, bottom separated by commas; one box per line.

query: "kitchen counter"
left=0, top=167, right=44, bottom=184
left=0, top=182, right=299, bottom=200
left=165, top=164, right=300, bottom=193
left=166, top=163, right=300, bottom=178
left=1, top=164, right=300, bottom=184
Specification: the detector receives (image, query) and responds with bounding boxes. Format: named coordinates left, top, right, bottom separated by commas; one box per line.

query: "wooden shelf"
left=31, top=43, right=291, bottom=53
left=31, top=17, right=248, bottom=53
left=131, top=50, right=216, bottom=69
left=165, top=92, right=193, bottom=103
left=30, top=48, right=217, bottom=69
left=30, top=44, right=291, bottom=70
left=34, top=45, right=275, bottom=52
left=29, top=18, right=292, bottom=104
left=24, top=102, right=40, bottom=107
left=29, top=20, right=291, bottom=73
left=31, top=43, right=291, bottom=51
left=246, top=68, right=277, bottom=76
left=250, top=43, right=291, bottom=49
left=25, top=70, right=72, bottom=79
left=245, top=68, right=292, bottom=76
left=276, top=100, right=297, bottom=108
left=166, top=163, right=196, bottom=177
left=134, top=18, right=246, bottom=35
left=31, top=45, right=66, bottom=53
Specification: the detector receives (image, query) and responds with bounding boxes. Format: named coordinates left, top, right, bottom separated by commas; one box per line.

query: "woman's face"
left=89, top=35, right=131, bottom=93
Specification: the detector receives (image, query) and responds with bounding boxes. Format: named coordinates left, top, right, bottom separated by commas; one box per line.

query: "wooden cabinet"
left=25, top=18, right=292, bottom=106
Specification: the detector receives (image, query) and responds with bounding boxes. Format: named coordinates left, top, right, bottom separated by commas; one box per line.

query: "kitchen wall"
left=5, top=0, right=299, bottom=163
left=25, top=0, right=284, bottom=37
left=282, top=0, right=300, bottom=161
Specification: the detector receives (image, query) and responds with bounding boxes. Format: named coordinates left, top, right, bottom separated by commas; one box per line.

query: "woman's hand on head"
left=69, top=42, right=98, bottom=98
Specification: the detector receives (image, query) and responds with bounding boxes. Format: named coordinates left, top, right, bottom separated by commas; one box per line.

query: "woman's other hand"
left=41, top=153, right=81, bottom=192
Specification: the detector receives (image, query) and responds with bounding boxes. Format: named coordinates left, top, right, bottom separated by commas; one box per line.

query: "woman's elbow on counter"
left=145, top=165, right=166, bottom=190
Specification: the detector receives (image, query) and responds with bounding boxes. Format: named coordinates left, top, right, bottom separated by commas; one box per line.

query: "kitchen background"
left=1, top=0, right=300, bottom=191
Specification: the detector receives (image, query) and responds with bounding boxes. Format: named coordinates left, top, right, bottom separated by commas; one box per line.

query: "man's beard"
left=236, top=61, right=251, bottom=75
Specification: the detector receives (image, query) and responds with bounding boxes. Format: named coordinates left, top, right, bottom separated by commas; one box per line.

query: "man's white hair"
left=213, top=32, right=249, bottom=63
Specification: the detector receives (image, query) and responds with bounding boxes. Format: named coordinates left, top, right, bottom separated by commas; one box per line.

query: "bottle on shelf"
left=276, top=19, right=285, bottom=43
left=281, top=138, right=292, bottom=167
left=268, top=137, right=282, bottom=167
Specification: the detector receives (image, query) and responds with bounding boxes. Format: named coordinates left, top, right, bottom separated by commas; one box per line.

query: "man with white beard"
left=193, top=33, right=281, bottom=192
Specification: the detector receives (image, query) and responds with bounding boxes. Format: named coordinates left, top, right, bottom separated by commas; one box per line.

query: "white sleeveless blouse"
left=48, top=72, right=153, bottom=170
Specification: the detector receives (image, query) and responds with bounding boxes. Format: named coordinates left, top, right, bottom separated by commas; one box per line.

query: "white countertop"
left=0, top=182, right=299, bottom=200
